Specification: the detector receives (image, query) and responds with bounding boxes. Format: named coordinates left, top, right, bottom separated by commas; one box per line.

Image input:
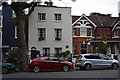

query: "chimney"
left=44, top=0, right=53, bottom=6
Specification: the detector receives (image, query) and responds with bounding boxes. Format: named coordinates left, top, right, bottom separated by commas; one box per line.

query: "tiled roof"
left=72, top=13, right=120, bottom=28
left=72, top=16, right=80, bottom=23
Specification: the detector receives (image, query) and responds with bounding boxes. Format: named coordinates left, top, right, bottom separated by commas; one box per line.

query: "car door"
left=37, top=57, right=51, bottom=70
left=99, top=54, right=113, bottom=68
left=89, top=55, right=103, bottom=69
left=48, top=57, right=62, bottom=70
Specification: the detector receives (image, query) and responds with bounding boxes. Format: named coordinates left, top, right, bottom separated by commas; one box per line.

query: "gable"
left=112, top=20, right=120, bottom=31
left=72, top=14, right=97, bottom=28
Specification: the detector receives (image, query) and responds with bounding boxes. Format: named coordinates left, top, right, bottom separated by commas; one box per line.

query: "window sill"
left=112, top=36, right=120, bottom=38
left=73, top=36, right=93, bottom=38
left=37, top=20, right=46, bottom=22
left=54, top=20, right=62, bottom=23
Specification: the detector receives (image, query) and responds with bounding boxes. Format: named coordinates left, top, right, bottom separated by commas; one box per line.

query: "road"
left=2, top=69, right=119, bottom=79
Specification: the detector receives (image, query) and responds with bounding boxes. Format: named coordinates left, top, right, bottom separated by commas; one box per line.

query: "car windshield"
left=77, top=55, right=82, bottom=59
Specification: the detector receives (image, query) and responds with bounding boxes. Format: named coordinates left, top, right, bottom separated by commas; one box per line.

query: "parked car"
left=28, top=56, right=74, bottom=72
left=75, top=54, right=120, bottom=70
left=0, top=62, right=16, bottom=74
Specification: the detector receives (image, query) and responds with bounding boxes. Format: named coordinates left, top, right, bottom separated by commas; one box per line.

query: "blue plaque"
left=66, top=45, right=69, bottom=49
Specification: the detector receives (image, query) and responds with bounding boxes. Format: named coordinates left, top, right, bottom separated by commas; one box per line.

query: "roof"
left=72, top=13, right=120, bottom=28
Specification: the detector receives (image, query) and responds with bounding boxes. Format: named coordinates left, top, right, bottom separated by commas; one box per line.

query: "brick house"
left=72, top=13, right=120, bottom=56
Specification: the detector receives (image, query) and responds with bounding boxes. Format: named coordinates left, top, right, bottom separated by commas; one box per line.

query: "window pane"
left=54, top=14, right=61, bottom=21
left=73, top=28, right=76, bottom=36
left=80, top=27, right=87, bottom=36
left=49, top=57, right=59, bottom=61
left=38, top=28, right=45, bottom=40
left=38, top=57, right=48, bottom=60
left=54, top=29, right=62, bottom=40
left=114, top=30, right=119, bottom=36
left=55, top=48, right=62, bottom=54
left=38, top=13, right=46, bottom=21
left=43, top=48, right=50, bottom=55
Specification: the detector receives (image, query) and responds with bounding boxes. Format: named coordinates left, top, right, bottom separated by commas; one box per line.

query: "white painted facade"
left=28, top=6, right=72, bottom=56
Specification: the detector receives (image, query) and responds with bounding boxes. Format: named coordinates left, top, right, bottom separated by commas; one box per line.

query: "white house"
left=28, top=6, right=72, bottom=58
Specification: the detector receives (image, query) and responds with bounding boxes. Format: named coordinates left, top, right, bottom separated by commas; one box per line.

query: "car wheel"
left=2, top=67, right=9, bottom=74
left=112, top=63, right=118, bottom=69
left=84, top=64, right=91, bottom=70
left=33, top=66, right=41, bottom=73
left=62, top=65, right=69, bottom=72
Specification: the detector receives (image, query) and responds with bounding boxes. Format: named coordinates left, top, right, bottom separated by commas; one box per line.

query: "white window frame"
left=114, top=30, right=119, bottom=37
left=55, top=48, right=62, bottom=54
left=43, top=48, right=50, bottom=55
left=115, top=45, right=119, bottom=54
left=54, top=14, right=62, bottom=21
left=54, top=29, right=62, bottom=40
left=38, top=13, right=46, bottom=21
left=80, top=27, right=87, bottom=37
left=38, top=28, right=46, bottom=40
left=15, top=26, right=18, bottom=39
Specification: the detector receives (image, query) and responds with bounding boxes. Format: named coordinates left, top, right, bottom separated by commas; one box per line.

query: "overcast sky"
left=1, top=0, right=120, bottom=17
left=45, top=0, right=120, bottom=17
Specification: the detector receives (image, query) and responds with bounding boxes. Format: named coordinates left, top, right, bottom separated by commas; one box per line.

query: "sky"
left=0, top=0, right=120, bottom=17
left=43, top=0, right=120, bottom=17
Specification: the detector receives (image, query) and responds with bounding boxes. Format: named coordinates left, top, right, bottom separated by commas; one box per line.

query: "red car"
left=28, top=56, right=74, bottom=72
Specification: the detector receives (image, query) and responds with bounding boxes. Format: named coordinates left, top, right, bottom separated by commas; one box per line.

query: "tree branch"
left=26, top=2, right=37, bottom=18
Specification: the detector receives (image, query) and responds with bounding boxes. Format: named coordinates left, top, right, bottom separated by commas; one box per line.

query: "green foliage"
left=38, top=37, right=45, bottom=41
left=9, top=18, right=16, bottom=24
left=93, top=42, right=108, bottom=54
left=54, top=50, right=70, bottom=58
left=36, top=50, right=40, bottom=54
left=2, top=2, right=9, bottom=7
left=6, top=48, right=18, bottom=63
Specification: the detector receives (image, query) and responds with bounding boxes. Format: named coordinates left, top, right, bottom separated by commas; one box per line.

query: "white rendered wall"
left=29, top=7, right=72, bottom=56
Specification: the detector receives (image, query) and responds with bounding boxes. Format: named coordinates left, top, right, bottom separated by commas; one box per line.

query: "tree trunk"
left=16, top=12, right=27, bottom=71
left=11, top=3, right=28, bottom=71
left=10, top=2, right=38, bottom=71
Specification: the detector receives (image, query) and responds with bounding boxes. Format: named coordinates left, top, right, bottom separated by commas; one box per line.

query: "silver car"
left=75, top=54, right=119, bottom=70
